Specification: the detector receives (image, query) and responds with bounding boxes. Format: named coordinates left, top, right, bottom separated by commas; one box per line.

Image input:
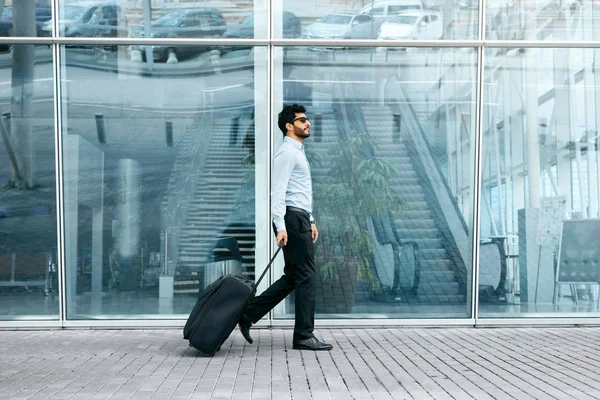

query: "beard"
left=294, top=124, right=310, bottom=138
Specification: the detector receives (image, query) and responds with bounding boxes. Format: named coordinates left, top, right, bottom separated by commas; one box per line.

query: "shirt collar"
left=284, top=136, right=304, bottom=151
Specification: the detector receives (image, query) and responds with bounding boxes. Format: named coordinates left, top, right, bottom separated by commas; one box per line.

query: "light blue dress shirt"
left=271, top=136, right=313, bottom=232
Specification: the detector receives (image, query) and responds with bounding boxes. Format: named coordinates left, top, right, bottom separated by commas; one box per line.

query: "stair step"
left=195, top=181, right=241, bottom=186
left=204, top=162, right=250, bottom=167
left=417, top=248, right=450, bottom=259
left=417, top=281, right=460, bottom=296
left=203, top=170, right=245, bottom=176
left=395, top=210, right=434, bottom=219
left=187, top=200, right=238, bottom=205
left=186, top=212, right=232, bottom=218
left=194, top=192, right=239, bottom=197
left=397, top=227, right=440, bottom=235
left=419, top=259, right=457, bottom=270
left=201, top=177, right=244, bottom=183
left=185, top=204, right=236, bottom=210
left=404, top=238, right=445, bottom=249
left=419, top=270, right=457, bottom=283
left=394, top=219, right=437, bottom=229
left=178, top=242, right=256, bottom=249
left=180, top=234, right=255, bottom=241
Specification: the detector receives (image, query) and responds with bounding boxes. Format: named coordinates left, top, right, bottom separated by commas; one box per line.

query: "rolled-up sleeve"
left=271, top=149, right=295, bottom=232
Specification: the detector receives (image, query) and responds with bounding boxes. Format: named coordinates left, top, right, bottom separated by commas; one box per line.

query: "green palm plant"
left=311, top=129, right=406, bottom=293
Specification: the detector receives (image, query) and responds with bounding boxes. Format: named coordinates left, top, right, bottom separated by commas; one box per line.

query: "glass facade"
left=478, top=47, right=600, bottom=318
left=273, top=47, right=477, bottom=319
left=54, top=0, right=267, bottom=40
left=0, top=0, right=599, bottom=325
left=288, top=0, right=479, bottom=40
left=60, top=44, right=267, bottom=318
left=0, top=44, right=58, bottom=320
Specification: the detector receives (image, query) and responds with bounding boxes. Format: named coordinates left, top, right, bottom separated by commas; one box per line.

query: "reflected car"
left=0, top=6, right=13, bottom=37
left=225, top=11, right=301, bottom=38
left=304, top=13, right=379, bottom=39
left=0, top=4, right=52, bottom=37
left=132, top=8, right=226, bottom=62
left=423, top=0, right=445, bottom=9
left=360, top=0, right=424, bottom=22
left=40, top=1, right=126, bottom=38
left=377, top=11, right=443, bottom=40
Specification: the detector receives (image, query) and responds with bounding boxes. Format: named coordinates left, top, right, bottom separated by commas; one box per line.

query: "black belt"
left=286, top=206, right=310, bottom=217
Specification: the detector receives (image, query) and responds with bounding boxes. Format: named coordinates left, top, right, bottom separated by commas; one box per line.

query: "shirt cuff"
left=274, top=217, right=286, bottom=233
left=309, top=214, right=315, bottom=223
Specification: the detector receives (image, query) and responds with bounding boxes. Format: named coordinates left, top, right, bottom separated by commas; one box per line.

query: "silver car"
left=304, top=13, right=379, bottom=39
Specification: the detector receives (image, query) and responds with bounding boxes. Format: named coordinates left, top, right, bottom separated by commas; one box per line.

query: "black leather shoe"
left=292, top=337, right=333, bottom=351
left=238, top=314, right=253, bottom=344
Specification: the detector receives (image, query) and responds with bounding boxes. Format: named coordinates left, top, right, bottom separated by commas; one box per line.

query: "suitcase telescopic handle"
left=255, top=240, right=284, bottom=287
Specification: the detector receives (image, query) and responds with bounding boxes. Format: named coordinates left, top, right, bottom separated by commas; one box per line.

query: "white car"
left=304, top=13, right=379, bottom=39
left=377, top=11, right=443, bottom=41
left=360, top=0, right=424, bottom=20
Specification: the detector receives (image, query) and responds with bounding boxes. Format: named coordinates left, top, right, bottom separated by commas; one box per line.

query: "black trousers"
left=245, top=209, right=316, bottom=341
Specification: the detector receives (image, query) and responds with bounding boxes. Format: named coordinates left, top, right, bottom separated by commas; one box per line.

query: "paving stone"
left=2, top=328, right=600, bottom=399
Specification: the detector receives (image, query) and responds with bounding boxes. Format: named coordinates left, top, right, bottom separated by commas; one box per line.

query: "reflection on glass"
left=379, top=12, right=443, bottom=40
left=486, top=0, right=596, bottom=40
left=284, top=0, right=478, bottom=40
left=0, top=45, right=58, bottom=320
left=51, top=2, right=128, bottom=38
left=55, top=0, right=267, bottom=40
left=275, top=46, right=477, bottom=319
left=61, top=45, right=266, bottom=319
left=479, top=48, right=600, bottom=317
left=304, top=13, right=378, bottom=39
left=0, top=1, right=51, bottom=37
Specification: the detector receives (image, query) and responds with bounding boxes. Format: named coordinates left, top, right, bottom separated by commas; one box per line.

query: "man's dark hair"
left=278, top=104, right=307, bottom=137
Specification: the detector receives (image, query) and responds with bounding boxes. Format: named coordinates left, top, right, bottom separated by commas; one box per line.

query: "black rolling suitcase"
left=183, top=244, right=283, bottom=356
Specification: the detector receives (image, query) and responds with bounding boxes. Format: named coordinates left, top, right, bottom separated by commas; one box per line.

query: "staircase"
left=360, top=104, right=467, bottom=305
left=165, top=104, right=467, bottom=303
left=161, top=119, right=208, bottom=230
left=173, top=117, right=255, bottom=293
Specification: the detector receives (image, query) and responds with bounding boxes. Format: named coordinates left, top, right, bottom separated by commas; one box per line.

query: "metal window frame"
left=2, top=35, right=600, bottom=48
left=470, top=0, right=487, bottom=322
left=1, top=0, right=599, bottom=329
left=2, top=36, right=600, bottom=47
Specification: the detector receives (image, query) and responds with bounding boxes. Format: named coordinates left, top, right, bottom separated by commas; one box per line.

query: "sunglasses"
left=292, top=116, right=310, bottom=123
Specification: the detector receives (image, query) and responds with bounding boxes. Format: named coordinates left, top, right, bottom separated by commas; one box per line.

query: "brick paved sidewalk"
left=1, top=327, right=600, bottom=399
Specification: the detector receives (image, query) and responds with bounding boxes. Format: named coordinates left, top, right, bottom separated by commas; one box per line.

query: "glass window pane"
left=56, top=0, right=267, bottom=39
left=61, top=45, right=267, bottom=319
left=273, top=46, right=477, bottom=319
left=486, top=0, right=596, bottom=40
left=0, top=45, right=58, bottom=320
left=479, top=48, right=600, bottom=317
left=283, top=0, right=478, bottom=40
left=0, top=1, right=51, bottom=38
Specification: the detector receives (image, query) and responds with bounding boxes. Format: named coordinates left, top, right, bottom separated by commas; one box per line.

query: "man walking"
left=238, top=104, right=333, bottom=351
